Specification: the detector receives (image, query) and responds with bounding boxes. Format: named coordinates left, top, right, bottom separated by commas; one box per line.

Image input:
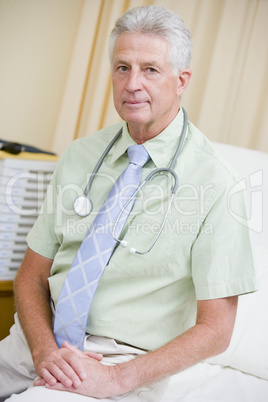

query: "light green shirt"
left=27, top=109, right=258, bottom=350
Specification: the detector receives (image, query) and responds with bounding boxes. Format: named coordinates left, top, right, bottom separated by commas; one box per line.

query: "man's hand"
left=34, top=342, right=103, bottom=389
left=14, top=249, right=103, bottom=390
left=38, top=342, right=117, bottom=398
left=34, top=297, right=238, bottom=398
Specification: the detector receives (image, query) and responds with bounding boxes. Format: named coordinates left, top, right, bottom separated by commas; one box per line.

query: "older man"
left=0, top=5, right=257, bottom=402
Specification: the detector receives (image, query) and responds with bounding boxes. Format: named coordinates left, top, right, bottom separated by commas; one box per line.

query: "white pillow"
left=206, top=247, right=268, bottom=380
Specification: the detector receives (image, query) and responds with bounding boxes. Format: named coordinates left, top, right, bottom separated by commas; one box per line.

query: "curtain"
left=52, top=0, right=268, bottom=154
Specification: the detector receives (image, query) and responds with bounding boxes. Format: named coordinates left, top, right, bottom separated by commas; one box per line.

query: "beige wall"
left=1, top=0, right=268, bottom=155
left=0, top=0, right=84, bottom=151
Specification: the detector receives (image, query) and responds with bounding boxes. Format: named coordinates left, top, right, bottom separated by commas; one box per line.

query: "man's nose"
left=125, top=70, right=143, bottom=92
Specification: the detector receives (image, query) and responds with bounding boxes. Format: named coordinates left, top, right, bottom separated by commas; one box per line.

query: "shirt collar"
left=109, top=123, right=136, bottom=165
left=144, top=109, right=184, bottom=168
left=109, top=108, right=185, bottom=168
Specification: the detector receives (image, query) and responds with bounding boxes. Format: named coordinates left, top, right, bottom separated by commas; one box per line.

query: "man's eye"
left=146, top=67, right=157, bottom=73
left=118, top=66, right=128, bottom=72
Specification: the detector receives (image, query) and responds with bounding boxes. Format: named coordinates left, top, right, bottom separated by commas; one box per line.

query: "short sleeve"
left=26, top=166, right=60, bottom=259
left=192, top=178, right=258, bottom=300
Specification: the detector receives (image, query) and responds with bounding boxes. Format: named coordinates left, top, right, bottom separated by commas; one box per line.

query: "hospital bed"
left=164, top=142, right=268, bottom=402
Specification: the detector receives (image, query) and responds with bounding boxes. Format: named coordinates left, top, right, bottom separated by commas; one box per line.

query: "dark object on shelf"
left=0, top=139, right=56, bottom=156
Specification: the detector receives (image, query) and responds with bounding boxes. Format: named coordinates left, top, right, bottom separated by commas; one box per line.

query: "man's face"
left=111, top=33, right=189, bottom=141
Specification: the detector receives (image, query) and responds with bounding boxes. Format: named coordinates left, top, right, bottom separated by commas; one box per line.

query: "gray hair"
left=109, top=5, right=192, bottom=75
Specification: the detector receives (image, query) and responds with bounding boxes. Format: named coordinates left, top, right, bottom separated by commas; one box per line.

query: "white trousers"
left=0, top=314, right=169, bottom=402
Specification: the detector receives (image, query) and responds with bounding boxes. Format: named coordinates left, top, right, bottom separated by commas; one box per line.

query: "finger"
left=35, top=348, right=84, bottom=388
left=33, top=377, right=46, bottom=387
left=42, top=362, right=74, bottom=387
left=62, top=350, right=87, bottom=384
left=44, top=346, right=86, bottom=386
left=38, top=366, right=59, bottom=387
left=83, top=351, right=103, bottom=361
left=45, top=382, right=73, bottom=392
left=62, top=341, right=103, bottom=361
left=62, top=341, right=84, bottom=357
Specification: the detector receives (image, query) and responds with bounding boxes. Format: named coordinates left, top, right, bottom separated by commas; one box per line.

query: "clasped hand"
left=34, top=341, right=118, bottom=398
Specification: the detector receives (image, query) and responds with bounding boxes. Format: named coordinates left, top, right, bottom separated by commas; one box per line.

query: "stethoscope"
left=73, top=107, right=188, bottom=255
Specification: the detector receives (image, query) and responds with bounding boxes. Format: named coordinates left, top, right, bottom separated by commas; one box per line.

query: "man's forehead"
left=114, top=32, right=169, bottom=50
left=113, top=33, right=169, bottom=61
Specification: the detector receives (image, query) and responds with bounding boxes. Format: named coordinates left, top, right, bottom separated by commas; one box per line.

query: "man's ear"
left=177, top=69, right=192, bottom=97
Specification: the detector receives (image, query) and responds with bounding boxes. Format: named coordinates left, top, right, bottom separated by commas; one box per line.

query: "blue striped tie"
left=53, top=144, right=150, bottom=349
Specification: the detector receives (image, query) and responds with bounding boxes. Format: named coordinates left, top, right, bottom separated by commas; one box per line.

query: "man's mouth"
left=123, top=100, right=148, bottom=107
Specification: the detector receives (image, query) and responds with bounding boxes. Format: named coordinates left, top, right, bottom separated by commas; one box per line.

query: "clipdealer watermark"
left=228, top=169, right=263, bottom=232
left=3, top=170, right=53, bottom=215
left=65, top=217, right=214, bottom=237
left=3, top=169, right=264, bottom=233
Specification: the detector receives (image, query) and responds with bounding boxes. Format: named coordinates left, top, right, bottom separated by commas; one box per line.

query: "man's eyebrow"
left=113, top=58, right=130, bottom=65
left=113, top=58, right=162, bottom=68
left=140, top=60, right=162, bottom=68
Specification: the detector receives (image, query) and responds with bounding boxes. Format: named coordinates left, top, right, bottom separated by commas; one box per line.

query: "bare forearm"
left=114, top=323, right=223, bottom=393
left=114, top=297, right=238, bottom=395
left=44, top=297, right=237, bottom=398
left=46, top=308, right=236, bottom=399
left=14, top=248, right=57, bottom=361
left=15, top=273, right=56, bottom=353
left=14, top=248, right=99, bottom=389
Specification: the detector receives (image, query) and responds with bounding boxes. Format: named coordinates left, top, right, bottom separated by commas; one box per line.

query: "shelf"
left=0, top=280, right=15, bottom=340
left=0, top=280, right=13, bottom=293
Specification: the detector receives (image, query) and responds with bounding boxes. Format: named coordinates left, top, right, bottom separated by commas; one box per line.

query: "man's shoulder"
left=54, top=122, right=124, bottom=174
left=186, top=121, right=240, bottom=183
left=68, top=122, right=124, bottom=152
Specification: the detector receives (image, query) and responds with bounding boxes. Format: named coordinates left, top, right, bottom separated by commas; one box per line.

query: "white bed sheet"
left=164, top=363, right=268, bottom=402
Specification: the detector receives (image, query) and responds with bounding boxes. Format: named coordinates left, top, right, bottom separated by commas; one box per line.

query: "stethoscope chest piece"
left=73, top=195, right=93, bottom=217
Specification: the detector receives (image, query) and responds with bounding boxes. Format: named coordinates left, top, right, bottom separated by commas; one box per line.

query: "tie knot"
left=127, top=144, right=150, bottom=167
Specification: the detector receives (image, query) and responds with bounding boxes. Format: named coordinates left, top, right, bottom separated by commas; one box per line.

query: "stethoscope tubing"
left=73, top=107, right=188, bottom=254
left=83, top=128, right=123, bottom=197
left=80, top=107, right=187, bottom=201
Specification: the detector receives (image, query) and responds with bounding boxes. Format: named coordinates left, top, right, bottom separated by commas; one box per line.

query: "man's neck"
left=127, top=108, right=180, bottom=144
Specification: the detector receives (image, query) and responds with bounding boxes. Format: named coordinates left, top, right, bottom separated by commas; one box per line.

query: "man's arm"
left=45, top=295, right=238, bottom=398
left=14, top=247, right=102, bottom=388
left=115, top=296, right=238, bottom=392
